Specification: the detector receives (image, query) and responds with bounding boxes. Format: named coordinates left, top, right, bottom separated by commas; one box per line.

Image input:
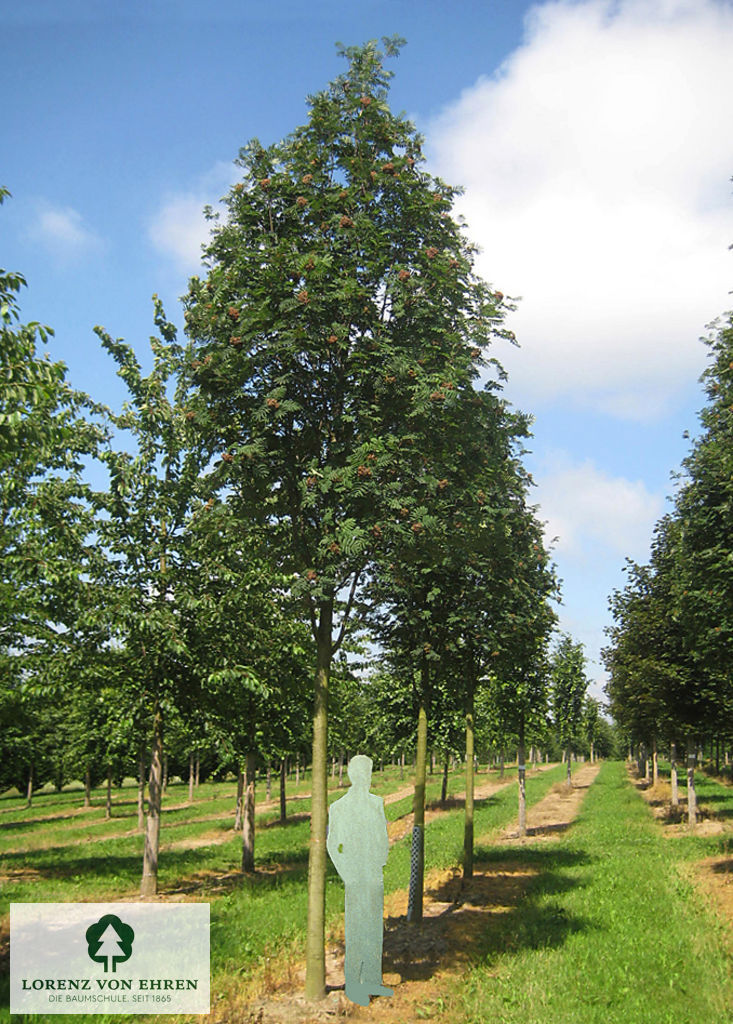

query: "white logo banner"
left=10, top=903, right=210, bottom=1014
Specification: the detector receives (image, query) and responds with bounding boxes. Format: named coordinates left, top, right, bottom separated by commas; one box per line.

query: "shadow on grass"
left=381, top=846, right=592, bottom=984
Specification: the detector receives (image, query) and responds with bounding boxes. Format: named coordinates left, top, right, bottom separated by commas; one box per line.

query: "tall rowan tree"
left=181, top=39, right=511, bottom=998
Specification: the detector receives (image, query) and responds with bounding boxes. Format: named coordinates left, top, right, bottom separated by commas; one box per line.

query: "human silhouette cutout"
left=326, top=754, right=394, bottom=1006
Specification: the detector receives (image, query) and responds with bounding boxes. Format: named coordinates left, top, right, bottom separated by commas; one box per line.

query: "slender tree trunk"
left=195, top=751, right=200, bottom=788
left=188, top=751, right=194, bottom=803
left=566, top=746, right=572, bottom=785
left=162, top=753, right=168, bottom=793
left=463, top=683, right=475, bottom=880
left=590, top=740, right=595, bottom=765
left=105, top=769, right=112, bottom=819
left=338, top=750, right=344, bottom=788
left=296, top=755, right=300, bottom=787
left=242, top=751, right=256, bottom=873
left=716, top=736, right=720, bottom=775
left=137, top=747, right=145, bottom=831
left=84, top=765, right=92, bottom=809
left=26, top=763, right=34, bottom=808
left=331, top=755, right=336, bottom=780
left=518, top=717, right=527, bottom=837
left=652, top=736, right=659, bottom=787
left=687, top=741, right=697, bottom=827
left=141, top=707, right=163, bottom=896
left=499, top=748, right=505, bottom=779
left=304, top=602, right=332, bottom=1001
left=441, top=755, right=449, bottom=804
left=279, top=759, right=287, bottom=824
left=400, top=750, right=405, bottom=780
left=670, top=741, right=679, bottom=807
left=234, top=769, right=244, bottom=831
left=407, top=664, right=428, bottom=924
left=430, top=750, right=435, bottom=776
left=644, top=754, right=650, bottom=783
left=266, top=762, right=272, bottom=802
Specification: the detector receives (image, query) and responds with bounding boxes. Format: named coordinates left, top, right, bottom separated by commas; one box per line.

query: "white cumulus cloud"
left=148, top=162, right=234, bottom=274
left=429, top=0, right=733, bottom=420
left=28, top=203, right=101, bottom=261
left=533, top=452, right=664, bottom=563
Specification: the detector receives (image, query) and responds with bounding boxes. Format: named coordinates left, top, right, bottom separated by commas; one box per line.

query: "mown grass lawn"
left=0, top=762, right=551, bottom=1023
left=444, top=760, right=733, bottom=1024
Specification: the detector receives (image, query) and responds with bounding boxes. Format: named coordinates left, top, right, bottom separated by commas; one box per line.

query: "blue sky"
left=3, top=0, right=733, bottom=704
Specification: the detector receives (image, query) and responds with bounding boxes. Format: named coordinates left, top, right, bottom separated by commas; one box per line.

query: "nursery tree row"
left=604, top=303, right=733, bottom=824
left=0, top=41, right=597, bottom=1000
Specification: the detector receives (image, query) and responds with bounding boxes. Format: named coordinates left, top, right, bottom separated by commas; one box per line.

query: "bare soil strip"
left=239, top=761, right=600, bottom=1024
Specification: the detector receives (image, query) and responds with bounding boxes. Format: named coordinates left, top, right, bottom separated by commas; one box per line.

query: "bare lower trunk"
left=296, top=755, right=300, bottom=787
left=242, top=751, right=256, bottom=873
left=670, top=742, right=679, bottom=807
left=105, top=769, right=112, bottom=819
left=84, top=765, right=92, bottom=808
left=499, top=748, right=505, bottom=779
left=407, top=663, right=429, bottom=924
left=26, top=764, right=34, bottom=808
left=195, top=751, right=200, bottom=788
left=590, top=741, right=595, bottom=765
left=463, top=686, right=475, bottom=880
left=687, top=742, right=697, bottom=827
left=652, top=737, right=659, bottom=787
left=441, top=756, right=449, bottom=804
left=304, top=602, right=332, bottom=1002
left=266, top=762, right=272, bottom=802
left=338, top=750, right=344, bottom=788
left=137, top=748, right=145, bottom=831
left=162, top=754, right=168, bottom=793
left=279, top=759, right=287, bottom=824
left=234, top=770, right=244, bottom=831
left=141, top=708, right=163, bottom=896
left=400, top=750, right=405, bottom=780
left=188, top=752, right=194, bottom=803
left=566, top=746, right=572, bottom=785
left=518, top=720, right=527, bottom=837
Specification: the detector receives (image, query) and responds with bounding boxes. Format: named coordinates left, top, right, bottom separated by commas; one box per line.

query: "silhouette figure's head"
left=347, top=754, right=373, bottom=790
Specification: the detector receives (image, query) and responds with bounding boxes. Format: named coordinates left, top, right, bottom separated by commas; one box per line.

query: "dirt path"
left=240, top=761, right=600, bottom=1024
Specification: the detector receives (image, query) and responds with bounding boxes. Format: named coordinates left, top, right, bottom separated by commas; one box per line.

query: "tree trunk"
left=242, top=751, right=256, bottom=873
left=499, top=748, right=505, bottom=779
left=644, top=754, right=650, bottom=783
left=441, top=756, right=449, bottom=804
left=141, top=707, right=163, bottom=896
left=331, top=755, right=336, bottom=780
left=590, top=740, right=595, bottom=765
left=400, top=750, right=405, bottom=780
left=304, top=602, right=332, bottom=1002
left=670, top=741, right=679, bottom=807
left=234, top=769, right=244, bottom=831
left=338, top=750, right=344, bottom=788
left=296, top=755, right=300, bottom=787
left=279, top=759, right=287, bottom=824
left=463, top=684, right=475, bottom=880
left=162, top=753, right=168, bottom=793
left=652, top=736, right=659, bottom=787
left=137, top=747, right=145, bottom=831
left=188, top=751, right=194, bottom=803
left=430, top=750, right=435, bottom=776
left=105, top=769, right=112, bottom=819
left=84, top=765, right=92, bottom=809
left=407, top=665, right=428, bottom=924
left=266, top=762, right=272, bottom=802
left=716, top=736, right=720, bottom=775
left=686, top=742, right=697, bottom=827
left=566, top=746, right=572, bottom=785
left=26, top=763, right=34, bottom=808
left=518, top=717, right=527, bottom=837
left=195, top=750, right=200, bottom=788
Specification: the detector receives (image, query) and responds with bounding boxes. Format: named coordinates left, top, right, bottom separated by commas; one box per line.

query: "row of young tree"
left=604, top=296, right=733, bottom=827
left=1, top=40, right=602, bottom=999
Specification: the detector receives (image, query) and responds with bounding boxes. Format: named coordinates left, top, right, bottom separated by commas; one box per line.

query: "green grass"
left=446, top=760, right=733, bottom=1024
left=0, top=761, right=551, bottom=1023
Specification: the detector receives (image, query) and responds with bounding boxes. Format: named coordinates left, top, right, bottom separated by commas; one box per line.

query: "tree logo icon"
left=85, top=914, right=135, bottom=973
